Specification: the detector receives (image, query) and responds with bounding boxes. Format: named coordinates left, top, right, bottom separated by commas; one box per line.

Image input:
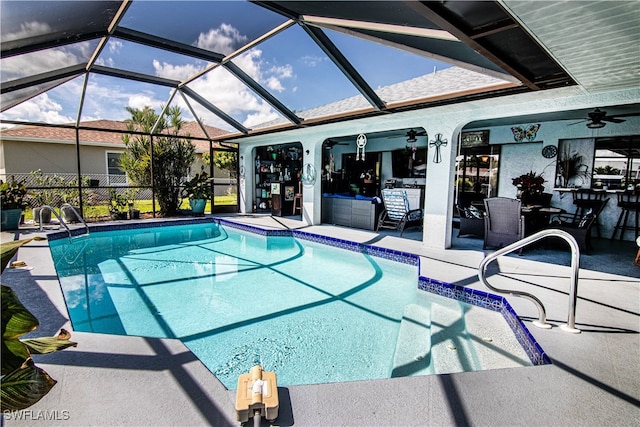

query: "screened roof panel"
left=78, top=74, right=173, bottom=123
left=344, top=27, right=509, bottom=77
left=104, top=38, right=214, bottom=78
left=0, top=1, right=119, bottom=55
left=119, top=1, right=288, bottom=56
left=324, top=28, right=456, bottom=100
left=231, top=24, right=364, bottom=117
left=1, top=1, right=584, bottom=134
left=1, top=40, right=99, bottom=83
left=257, top=1, right=441, bottom=30
left=1, top=77, right=68, bottom=113
left=184, top=66, right=284, bottom=131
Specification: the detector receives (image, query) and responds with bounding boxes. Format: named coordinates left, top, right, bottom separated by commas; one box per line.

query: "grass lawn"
left=23, top=196, right=237, bottom=221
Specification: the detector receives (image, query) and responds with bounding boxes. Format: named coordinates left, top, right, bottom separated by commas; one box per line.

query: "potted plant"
left=108, top=189, right=129, bottom=220
left=181, top=169, right=213, bottom=215
left=512, top=171, right=545, bottom=205
left=1, top=176, right=28, bottom=230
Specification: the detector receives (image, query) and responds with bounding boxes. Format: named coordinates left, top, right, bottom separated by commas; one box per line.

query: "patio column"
left=423, top=123, right=460, bottom=249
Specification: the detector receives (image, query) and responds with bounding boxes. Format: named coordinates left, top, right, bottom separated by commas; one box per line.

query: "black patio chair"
left=548, top=198, right=609, bottom=254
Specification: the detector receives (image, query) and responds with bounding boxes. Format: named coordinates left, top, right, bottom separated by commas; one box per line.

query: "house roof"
left=0, top=119, right=229, bottom=152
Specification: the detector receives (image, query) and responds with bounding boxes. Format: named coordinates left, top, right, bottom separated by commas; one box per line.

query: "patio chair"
left=377, top=188, right=423, bottom=236
left=548, top=198, right=609, bottom=254
left=483, top=197, right=525, bottom=252
left=456, top=205, right=484, bottom=238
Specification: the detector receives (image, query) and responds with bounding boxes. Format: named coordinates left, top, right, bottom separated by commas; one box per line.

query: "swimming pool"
left=48, top=219, right=547, bottom=388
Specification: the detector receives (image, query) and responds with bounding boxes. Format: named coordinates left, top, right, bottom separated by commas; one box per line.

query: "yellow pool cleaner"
left=235, top=365, right=278, bottom=426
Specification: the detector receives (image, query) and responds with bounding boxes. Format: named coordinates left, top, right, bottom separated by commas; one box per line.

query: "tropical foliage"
left=1, top=177, right=28, bottom=210
left=119, top=106, right=195, bottom=216
left=182, top=169, right=213, bottom=201
left=1, top=237, right=77, bottom=412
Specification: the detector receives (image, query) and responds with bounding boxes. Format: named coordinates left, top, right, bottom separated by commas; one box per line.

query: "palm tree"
left=120, top=106, right=195, bottom=216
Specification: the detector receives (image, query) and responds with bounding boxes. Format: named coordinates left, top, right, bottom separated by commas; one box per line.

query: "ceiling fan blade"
left=602, top=117, right=626, bottom=123
left=568, top=119, right=587, bottom=126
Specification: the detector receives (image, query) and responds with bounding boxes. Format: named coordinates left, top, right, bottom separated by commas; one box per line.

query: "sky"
left=1, top=1, right=455, bottom=132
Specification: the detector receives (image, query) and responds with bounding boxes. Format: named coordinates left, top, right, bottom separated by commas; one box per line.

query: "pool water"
left=49, top=222, right=530, bottom=388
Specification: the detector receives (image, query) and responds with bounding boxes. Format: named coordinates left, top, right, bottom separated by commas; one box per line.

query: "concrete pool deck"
left=1, top=216, right=638, bottom=426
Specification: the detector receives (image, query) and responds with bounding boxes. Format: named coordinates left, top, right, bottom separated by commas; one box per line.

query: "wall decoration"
left=541, top=145, right=557, bottom=158
left=356, top=133, right=367, bottom=161
left=461, top=130, right=489, bottom=147
left=300, top=163, right=317, bottom=187
left=429, top=133, right=448, bottom=163
left=511, top=124, right=540, bottom=142
left=556, top=140, right=591, bottom=188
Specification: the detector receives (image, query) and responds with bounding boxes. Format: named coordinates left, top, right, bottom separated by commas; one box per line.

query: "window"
left=106, top=152, right=126, bottom=185
left=592, top=136, right=640, bottom=190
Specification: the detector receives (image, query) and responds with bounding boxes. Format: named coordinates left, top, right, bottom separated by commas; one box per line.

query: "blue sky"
left=1, top=1, right=454, bottom=131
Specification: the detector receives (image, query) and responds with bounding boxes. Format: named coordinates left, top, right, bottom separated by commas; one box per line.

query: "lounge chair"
left=377, top=188, right=423, bottom=236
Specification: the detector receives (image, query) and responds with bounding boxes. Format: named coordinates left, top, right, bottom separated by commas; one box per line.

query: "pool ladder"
left=477, top=229, right=581, bottom=334
left=39, top=204, right=90, bottom=241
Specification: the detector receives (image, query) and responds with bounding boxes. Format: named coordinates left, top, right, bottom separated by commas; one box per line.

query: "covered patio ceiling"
left=1, top=1, right=639, bottom=139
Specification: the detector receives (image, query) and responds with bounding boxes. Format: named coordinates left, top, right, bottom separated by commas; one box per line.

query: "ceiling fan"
left=324, top=139, right=349, bottom=149
left=405, top=128, right=427, bottom=142
left=570, top=108, right=627, bottom=129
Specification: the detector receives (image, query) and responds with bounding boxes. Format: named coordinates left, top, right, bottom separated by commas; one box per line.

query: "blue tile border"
left=47, top=216, right=549, bottom=368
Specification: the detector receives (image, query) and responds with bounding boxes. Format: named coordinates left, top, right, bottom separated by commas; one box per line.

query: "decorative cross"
left=429, top=133, right=448, bottom=163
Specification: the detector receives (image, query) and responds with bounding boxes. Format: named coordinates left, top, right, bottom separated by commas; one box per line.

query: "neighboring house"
left=0, top=120, right=230, bottom=185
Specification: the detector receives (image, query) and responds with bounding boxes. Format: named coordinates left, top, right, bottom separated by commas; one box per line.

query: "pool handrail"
left=478, top=228, right=581, bottom=334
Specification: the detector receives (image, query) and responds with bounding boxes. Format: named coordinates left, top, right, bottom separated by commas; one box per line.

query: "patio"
left=1, top=216, right=638, bottom=426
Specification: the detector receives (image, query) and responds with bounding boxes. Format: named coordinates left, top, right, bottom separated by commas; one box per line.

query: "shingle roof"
left=254, top=66, right=514, bottom=129
left=0, top=120, right=230, bottom=152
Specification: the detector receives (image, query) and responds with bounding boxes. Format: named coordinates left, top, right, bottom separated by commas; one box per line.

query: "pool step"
left=391, top=304, right=433, bottom=377
left=429, top=302, right=481, bottom=374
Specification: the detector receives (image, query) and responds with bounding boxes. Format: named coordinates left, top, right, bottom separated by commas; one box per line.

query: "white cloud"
left=128, top=94, right=164, bottom=112
left=301, top=55, right=326, bottom=67
left=195, top=23, right=248, bottom=55
left=4, top=21, right=51, bottom=41
left=108, top=40, right=123, bottom=54
left=0, top=93, right=73, bottom=124
left=153, top=60, right=201, bottom=81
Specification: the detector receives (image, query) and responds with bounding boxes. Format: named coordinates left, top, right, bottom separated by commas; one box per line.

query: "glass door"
left=455, top=144, right=500, bottom=203
left=210, top=142, right=239, bottom=213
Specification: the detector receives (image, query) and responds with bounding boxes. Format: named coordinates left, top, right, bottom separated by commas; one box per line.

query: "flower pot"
left=33, top=207, right=52, bottom=224
left=1, top=209, right=23, bottom=230
left=189, top=199, right=206, bottom=215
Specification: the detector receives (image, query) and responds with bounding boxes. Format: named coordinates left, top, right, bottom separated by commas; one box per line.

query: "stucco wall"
left=1, top=140, right=121, bottom=175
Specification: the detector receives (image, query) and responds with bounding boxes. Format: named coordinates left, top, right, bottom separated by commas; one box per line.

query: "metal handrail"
left=39, top=204, right=90, bottom=241
left=478, top=228, right=581, bottom=334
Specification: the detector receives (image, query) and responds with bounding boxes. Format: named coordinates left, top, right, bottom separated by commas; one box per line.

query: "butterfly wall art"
left=511, top=124, right=540, bottom=142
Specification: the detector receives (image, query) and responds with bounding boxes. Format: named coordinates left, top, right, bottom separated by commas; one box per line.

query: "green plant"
left=181, top=169, right=213, bottom=200
left=28, top=170, right=65, bottom=207
left=1, top=237, right=77, bottom=411
left=1, top=177, right=28, bottom=210
left=119, top=106, right=195, bottom=216
left=108, top=189, right=130, bottom=217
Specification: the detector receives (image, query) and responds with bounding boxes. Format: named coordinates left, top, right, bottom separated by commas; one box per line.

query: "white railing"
left=477, top=229, right=582, bottom=334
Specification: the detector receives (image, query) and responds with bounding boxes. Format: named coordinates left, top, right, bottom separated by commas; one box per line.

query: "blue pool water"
left=49, top=222, right=528, bottom=388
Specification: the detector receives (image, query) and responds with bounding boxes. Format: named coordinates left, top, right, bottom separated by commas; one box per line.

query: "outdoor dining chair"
left=483, top=197, right=525, bottom=252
